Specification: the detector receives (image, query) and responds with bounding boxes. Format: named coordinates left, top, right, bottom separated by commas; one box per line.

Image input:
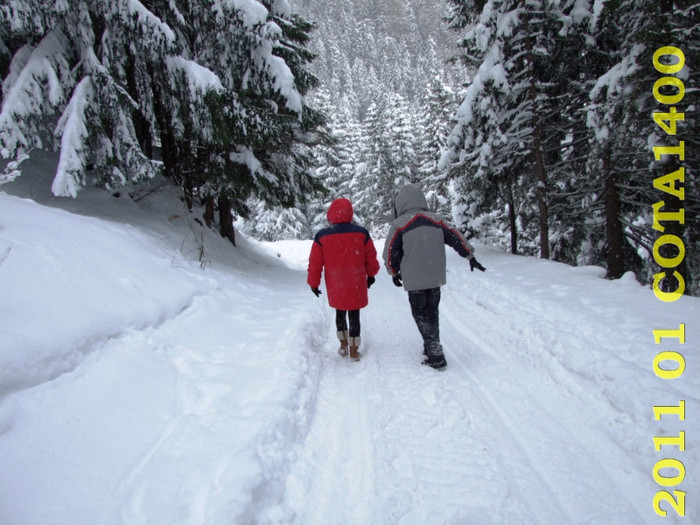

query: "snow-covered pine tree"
left=441, top=0, right=533, bottom=252
left=352, top=97, right=387, bottom=233
left=354, top=93, right=420, bottom=236
left=0, top=0, right=326, bottom=242
left=579, top=0, right=647, bottom=279
left=417, top=53, right=459, bottom=220
left=384, top=92, right=418, bottom=189
left=534, top=1, right=603, bottom=266
left=443, top=0, right=698, bottom=294
left=0, top=1, right=166, bottom=196
left=442, top=1, right=609, bottom=260
left=586, top=0, right=699, bottom=292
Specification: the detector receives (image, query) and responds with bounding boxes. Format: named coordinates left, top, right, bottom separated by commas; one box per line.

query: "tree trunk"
left=151, top=73, right=179, bottom=183
left=604, top=149, right=625, bottom=279
left=533, top=122, right=550, bottom=259
left=506, top=180, right=518, bottom=254
left=218, top=195, right=236, bottom=246
left=126, top=53, right=152, bottom=159
left=204, top=196, right=216, bottom=228
left=525, top=26, right=549, bottom=259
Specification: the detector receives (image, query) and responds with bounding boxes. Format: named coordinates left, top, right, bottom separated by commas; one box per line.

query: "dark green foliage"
left=443, top=0, right=699, bottom=294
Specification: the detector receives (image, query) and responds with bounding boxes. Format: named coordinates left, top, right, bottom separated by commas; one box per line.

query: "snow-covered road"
left=1, top=190, right=698, bottom=524
left=279, top=244, right=690, bottom=525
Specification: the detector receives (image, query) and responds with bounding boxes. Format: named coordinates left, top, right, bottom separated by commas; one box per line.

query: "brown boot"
left=337, top=331, right=349, bottom=357
left=349, top=336, right=362, bottom=361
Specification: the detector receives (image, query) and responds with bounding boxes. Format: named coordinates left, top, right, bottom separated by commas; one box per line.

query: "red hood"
left=327, top=198, right=353, bottom=224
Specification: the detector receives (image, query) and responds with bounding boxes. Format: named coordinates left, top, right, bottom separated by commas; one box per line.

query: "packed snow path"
left=1, top=191, right=698, bottom=524
left=282, top=251, right=680, bottom=525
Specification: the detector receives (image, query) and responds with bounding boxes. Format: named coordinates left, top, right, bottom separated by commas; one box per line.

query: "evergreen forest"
left=0, top=0, right=698, bottom=295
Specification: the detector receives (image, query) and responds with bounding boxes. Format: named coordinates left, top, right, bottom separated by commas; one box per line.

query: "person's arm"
left=307, top=238, right=324, bottom=290
left=383, top=224, right=403, bottom=277
left=440, top=221, right=473, bottom=259
left=440, top=220, right=486, bottom=272
left=365, top=237, right=380, bottom=277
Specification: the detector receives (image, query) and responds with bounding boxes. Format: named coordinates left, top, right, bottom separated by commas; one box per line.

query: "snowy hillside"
left=0, top=175, right=698, bottom=524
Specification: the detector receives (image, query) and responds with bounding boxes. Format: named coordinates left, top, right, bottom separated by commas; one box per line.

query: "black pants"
left=336, top=309, right=361, bottom=338
left=408, top=288, right=443, bottom=357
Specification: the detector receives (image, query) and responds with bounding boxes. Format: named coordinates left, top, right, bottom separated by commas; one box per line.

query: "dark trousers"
left=408, top=288, right=443, bottom=357
left=336, top=309, right=361, bottom=338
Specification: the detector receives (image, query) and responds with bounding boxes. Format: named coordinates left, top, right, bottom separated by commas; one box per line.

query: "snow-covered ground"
left=1, top=165, right=698, bottom=524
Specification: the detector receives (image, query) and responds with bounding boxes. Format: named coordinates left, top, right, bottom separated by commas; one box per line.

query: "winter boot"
left=349, top=336, right=362, bottom=361
left=422, top=353, right=447, bottom=370
left=337, top=331, right=349, bottom=357
left=422, top=356, right=447, bottom=369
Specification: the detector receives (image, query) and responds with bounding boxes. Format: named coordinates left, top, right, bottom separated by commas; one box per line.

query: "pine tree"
left=443, top=0, right=698, bottom=294
left=442, top=1, right=608, bottom=260
left=0, top=0, right=327, bottom=244
left=586, top=0, right=699, bottom=290
left=441, top=0, right=535, bottom=251
left=417, top=68, right=458, bottom=219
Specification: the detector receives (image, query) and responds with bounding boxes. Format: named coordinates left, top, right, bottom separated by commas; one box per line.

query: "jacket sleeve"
left=365, top=237, right=380, bottom=277
left=383, top=223, right=403, bottom=276
left=307, top=239, right=324, bottom=288
left=440, top=221, right=474, bottom=259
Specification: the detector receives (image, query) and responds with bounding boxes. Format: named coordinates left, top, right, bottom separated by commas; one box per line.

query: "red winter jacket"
left=307, top=199, right=380, bottom=311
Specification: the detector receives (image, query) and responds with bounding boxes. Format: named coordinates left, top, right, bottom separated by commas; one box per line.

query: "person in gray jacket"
left=382, top=184, right=485, bottom=369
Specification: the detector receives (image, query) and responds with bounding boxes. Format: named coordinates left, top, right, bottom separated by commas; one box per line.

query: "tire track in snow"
left=441, top=329, right=583, bottom=523
left=352, top=279, right=561, bottom=524
left=286, top=275, right=591, bottom=523
left=441, top=273, right=650, bottom=523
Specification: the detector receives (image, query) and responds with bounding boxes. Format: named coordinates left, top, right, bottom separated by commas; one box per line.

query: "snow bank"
left=0, top=174, right=327, bottom=524
left=0, top=192, right=213, bottom=397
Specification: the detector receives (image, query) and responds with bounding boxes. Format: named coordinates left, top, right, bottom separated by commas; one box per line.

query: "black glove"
left=367, top=276, right=375, bottom=289
left=470, top=257, right=486, bottom=272
left=311, top=287, right=322, bottom=297
left=392, top=273, right=403, bottom=287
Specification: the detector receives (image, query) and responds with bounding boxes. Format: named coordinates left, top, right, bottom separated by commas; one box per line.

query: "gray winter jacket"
left=382, top=184, right=474, bottom=291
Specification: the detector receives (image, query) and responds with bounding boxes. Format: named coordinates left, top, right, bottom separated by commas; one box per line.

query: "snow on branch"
left=0, top=30, right=73, bottom=158
left=220, top=0, right=269, bottom=29
left=217, top=2, right=302, bottom=115
left=110, top=0, right=176, bottom=46
left=166, top=57, right=224, bottom=95
left=590, top=44, right=643, bottom=100
left=267, top=54, right=303, bottom=114
left=0, top=0, right=69, bottom=33
left=439, top=44, right=507, bottom=170
left=52, top=76, right=94, bottom=198
left=268, top=0, right=292, bottom=18
left=249, top=26, right=303, bottom=115
left=230, top=146, right=262, bottom=177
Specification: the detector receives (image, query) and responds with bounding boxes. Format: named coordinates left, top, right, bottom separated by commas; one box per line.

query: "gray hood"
left=394, top=184, right=428, bottom=218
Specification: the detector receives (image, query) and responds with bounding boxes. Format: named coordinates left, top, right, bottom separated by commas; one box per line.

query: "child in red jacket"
left=307, top=198, right=380, bottom=361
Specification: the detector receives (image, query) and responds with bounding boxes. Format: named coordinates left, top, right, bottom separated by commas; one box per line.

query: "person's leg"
left=336, top=309, right=348, bottom=332
left=335, top=309, right=349, bottom=356
left=348, top=309, right=362, bottom=360
left=425, top=288, right=441, bottom=351
left=408, top=288, right=445, bottom=367
left=348, top=310, right=361, bottom=338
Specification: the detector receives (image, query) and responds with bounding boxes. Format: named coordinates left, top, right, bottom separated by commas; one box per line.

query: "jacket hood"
left=327, top=198, right=354, bottom=224
left=394, top=184, right=428, bottom=218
